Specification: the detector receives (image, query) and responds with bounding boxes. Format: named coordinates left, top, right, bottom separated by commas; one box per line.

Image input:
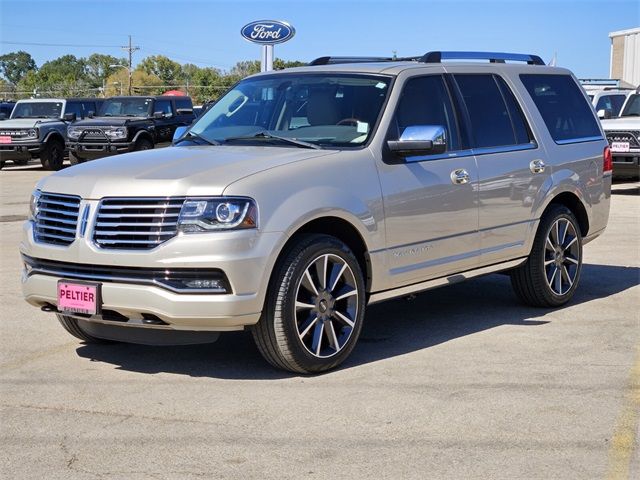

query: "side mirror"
left=172, top=125, right=188, bottom=143
left=597, top=109, right=612, bottom=120
left=87, top=110, right=95, bottom=118
left=387, top=125, right=447, bottom=157
left=153, top=111, right=164, bottom=119
left=63, top=112, right=77, bottom=122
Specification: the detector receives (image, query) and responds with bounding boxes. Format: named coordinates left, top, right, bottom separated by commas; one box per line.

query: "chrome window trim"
left=555, top=136, right=604, bottom=145
left=404, top=142, right=538, bottom=162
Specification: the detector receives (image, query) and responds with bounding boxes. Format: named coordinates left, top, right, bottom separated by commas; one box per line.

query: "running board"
left=367, top=258, right=526, bottom=305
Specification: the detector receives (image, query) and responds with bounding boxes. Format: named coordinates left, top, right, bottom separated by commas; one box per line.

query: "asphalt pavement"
left=1, top=160, right=638, bottom=479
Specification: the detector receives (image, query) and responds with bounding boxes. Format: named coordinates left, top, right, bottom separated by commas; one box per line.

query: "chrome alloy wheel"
left=544, top=218, right=580, bottom=296
left=293, top=253, right=359, bottom=358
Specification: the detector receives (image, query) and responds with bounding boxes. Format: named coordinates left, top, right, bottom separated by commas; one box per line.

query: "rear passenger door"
left=449, top=72, right=547, bottom=266
left=152, top=99, right=175, bottom=142
left=377, top=73, right=480, bottom=288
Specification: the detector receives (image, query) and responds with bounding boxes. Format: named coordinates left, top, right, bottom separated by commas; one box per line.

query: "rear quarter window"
left=520, top=74, right=601, bottom=143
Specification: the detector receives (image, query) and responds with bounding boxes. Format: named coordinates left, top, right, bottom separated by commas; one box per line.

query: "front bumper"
left=21, top=219, right=286, bottom=333
left=67, top=141, right=135, bottom=159
left=0, top=142, right=43, bottom=161
left=611, top=151, right=640, bottom=178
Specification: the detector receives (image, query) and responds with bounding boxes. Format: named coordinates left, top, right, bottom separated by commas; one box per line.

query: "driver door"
left=376, top=74, right=480, bottom=288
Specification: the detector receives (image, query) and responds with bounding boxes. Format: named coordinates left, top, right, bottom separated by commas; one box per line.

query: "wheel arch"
left=132, top=129, right=154, bottom=144
left=543, top=191, right=590, bottom=237
left=43, top=130, right=65, bottom=145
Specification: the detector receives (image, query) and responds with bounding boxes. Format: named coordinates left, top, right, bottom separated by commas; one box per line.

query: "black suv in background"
left=66, top=96, right=195, bottom=163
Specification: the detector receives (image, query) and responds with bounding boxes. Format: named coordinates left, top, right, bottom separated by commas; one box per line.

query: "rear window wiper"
left=224, top=131, right=321, bottom=149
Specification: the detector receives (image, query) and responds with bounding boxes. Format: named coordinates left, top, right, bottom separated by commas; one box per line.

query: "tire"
left=69, top=151, right=86, bottom=165
left=134, top=137, right=153, bottom=151
left=0, top=160, right=4, bottom=170
left=56, top=314, right=111, bottom=344
left=510, top=205, right=583, bottom=307
left=40, top=139, right=65, bottom=170
left=252, top=234, right=366, bottom=374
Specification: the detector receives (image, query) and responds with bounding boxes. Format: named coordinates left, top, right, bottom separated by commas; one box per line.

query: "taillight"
left=603, top=146, right=613, bottom=173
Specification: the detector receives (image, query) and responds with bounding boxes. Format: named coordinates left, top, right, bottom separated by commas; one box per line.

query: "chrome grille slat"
left=34, top=193, right=80, bottom=246
left=93, top=197, right=185, bottom=250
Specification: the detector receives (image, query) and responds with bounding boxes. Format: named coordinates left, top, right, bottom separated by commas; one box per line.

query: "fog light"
left=183, top=279, right=226, bottom=291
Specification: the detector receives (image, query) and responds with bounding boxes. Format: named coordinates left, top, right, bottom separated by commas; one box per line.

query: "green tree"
left=23, top=55, right=91, bottom=97
left=190, top=67, right=223, bottom=104
left=229, top=60, right=261, bottom=78
left=0, top=51, right=37, bottom=85
left=273, top=59, right=306, bottom=70
left=137, top=55, right=182, bottom=85
left=105, top=69, right=164, bottom=96
left=86, top=54, right=127, bottom=89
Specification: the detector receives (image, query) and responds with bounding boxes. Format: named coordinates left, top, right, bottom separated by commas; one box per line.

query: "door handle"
left=450, top=168, right=470, bottom=185
left=530, top=159, right=546, bottom=174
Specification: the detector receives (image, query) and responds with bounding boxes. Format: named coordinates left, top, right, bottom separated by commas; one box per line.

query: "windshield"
left=98, top=98, right=153, bottom=117
left=186, top=74, right=391, bottom=147
left=11, top=102, right=63, bottom=119
left=620, top=94, right=640, bottom=117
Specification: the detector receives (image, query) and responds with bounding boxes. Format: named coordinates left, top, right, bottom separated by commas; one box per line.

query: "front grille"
left=0, top=128, right=35, bottom=140
left=34, top=192, right=81, bottom=246
left=606, top=131, right=640, bottom=148
left=93, top=197, right=185, bottom=250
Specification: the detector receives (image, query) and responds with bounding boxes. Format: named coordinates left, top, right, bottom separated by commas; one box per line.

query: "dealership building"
left=609, top=27, right=639, bottom=87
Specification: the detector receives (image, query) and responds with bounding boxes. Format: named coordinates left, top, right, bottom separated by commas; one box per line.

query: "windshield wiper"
left=179, top=130, right=220, bottom=146
left=224, top=131, right=321, bottom=149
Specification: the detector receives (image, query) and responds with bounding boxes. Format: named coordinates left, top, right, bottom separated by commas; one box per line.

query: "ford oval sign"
left=241, top=20, right=295, bottom=45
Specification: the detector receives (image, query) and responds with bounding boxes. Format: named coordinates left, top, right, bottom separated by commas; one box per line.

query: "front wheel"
left=134, top=137, right=153, bottom=151
left=511, top=205, right=583, bottom=307
left=252, top=234, right=366, bottom=373
left=40, top=139, right=65, bottom=170
left=56, top=314, right=112, bottom=344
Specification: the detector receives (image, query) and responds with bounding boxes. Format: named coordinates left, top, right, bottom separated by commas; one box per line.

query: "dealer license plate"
left=57, top=280, right=101, bottom=315
left=0, top=136, right=11, bottom=144
left=611, top=141, right=630, bottom=153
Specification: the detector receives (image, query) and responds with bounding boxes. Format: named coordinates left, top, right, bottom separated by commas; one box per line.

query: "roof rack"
left=308, top=51, right=545, bottom=67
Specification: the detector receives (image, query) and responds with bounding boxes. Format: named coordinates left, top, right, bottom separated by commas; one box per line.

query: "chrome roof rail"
left=419, top=51, right=545, bottom=65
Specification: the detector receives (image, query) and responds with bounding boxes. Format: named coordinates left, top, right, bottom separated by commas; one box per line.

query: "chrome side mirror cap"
left=387, top=125, right=447, bottom=157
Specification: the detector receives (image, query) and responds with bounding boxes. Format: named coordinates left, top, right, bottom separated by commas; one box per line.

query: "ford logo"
left=241, top=20, right=295, bottom=45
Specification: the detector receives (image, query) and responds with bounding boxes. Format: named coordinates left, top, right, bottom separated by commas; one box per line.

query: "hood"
left=72, top=117, right=138, bottom=127
left=0, top=118, right=56, bottom=128
left=38, top=145, right=338, bottom=199
left=600, top=117, right=640, bottom=131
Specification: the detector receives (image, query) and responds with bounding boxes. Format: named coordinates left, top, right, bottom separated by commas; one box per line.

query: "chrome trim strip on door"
left=405, top=142, right=538, bottom=163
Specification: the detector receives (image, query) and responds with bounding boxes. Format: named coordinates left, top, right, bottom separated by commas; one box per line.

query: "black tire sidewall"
left=274, top=236, right=366, bottom=372
left=41, top=139, right=64, bottom=170
left=533, top=207, right=583, bottom=306
left=135, top=138, right=153, bottom=151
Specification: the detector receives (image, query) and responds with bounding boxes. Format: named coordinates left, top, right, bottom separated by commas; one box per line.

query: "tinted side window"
left=65, top=102, right=83, bottom=118
left=175, top=98, right=193, bottom=110
left=495, top=76, right=533, bottom=145
left=520, top=74, right=601, bottom=142
left=154, top=99, right=173, bottom=116
left=391, top=75, right=460, bottom=151
left=454, top=74, right=515, bottom=148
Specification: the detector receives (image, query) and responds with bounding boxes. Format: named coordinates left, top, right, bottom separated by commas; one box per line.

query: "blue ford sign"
left=241, top=20, right=295, bottom=45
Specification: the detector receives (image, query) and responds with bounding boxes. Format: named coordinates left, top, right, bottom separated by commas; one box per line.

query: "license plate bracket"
left=57, top=280, right=101, bottom=315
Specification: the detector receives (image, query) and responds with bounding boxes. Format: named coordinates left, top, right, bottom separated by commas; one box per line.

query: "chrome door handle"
left=530, top=159, right=546, bottom=174
left=450, top=168, right=470, bottom=185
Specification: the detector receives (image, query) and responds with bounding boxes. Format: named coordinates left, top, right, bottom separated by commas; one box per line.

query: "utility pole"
left=121, top=35, right=140, bottom=96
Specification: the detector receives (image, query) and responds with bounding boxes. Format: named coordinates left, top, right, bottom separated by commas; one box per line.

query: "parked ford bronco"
left=66, top=96, right=195, bottom=164
left=0, top=98, right=102, bottom=170
left=600, top=90, right=640, bottom=179
left=21, top=52, right=611, bottom=373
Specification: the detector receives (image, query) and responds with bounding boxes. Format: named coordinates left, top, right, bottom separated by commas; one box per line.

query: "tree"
left=190, top=67, right=223, bottom=104
left=104, top=69, right=163, bottom=96
left=86, top=54, right=127, bottom=89
left=230, top=60, right=261, bottom=78
left=137, top=55, right=182, bottom=85
left=273, top=59, right=306, bottom=70
left=0, top=51, right=37, bottom=85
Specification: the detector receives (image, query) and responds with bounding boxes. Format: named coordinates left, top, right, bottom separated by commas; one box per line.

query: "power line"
left=1, top=40, right=122, bottom=48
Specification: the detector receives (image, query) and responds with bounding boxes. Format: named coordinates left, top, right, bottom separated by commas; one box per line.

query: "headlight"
left=67, top=126, right=82, bottom=139
left=178, top=197, right=258, bottom=232
left=104, top=127, right=127, bottom=140
left=29, top=190, right=40, bottom=221
left=26, top=128, right=38, bottom=139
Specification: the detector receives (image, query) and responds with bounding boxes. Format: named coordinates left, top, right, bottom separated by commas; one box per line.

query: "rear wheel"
left=252, top=234, right=366, bottom=373
left=40, top=139, right=65, bottom=170
left=56, top=314, right=111, bottom=343
left=511, top=205, right=583, bottom=307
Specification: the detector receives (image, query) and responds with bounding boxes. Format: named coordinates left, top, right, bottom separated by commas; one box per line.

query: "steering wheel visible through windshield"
left=184, top=74, right=392, bottom=148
